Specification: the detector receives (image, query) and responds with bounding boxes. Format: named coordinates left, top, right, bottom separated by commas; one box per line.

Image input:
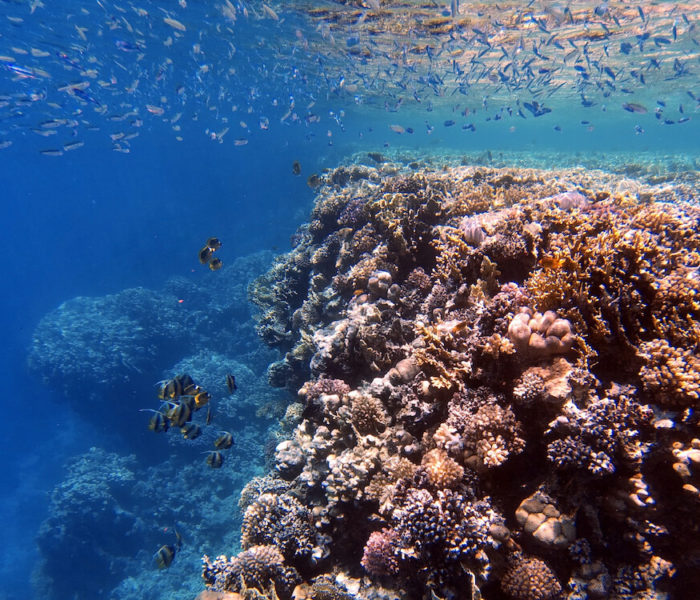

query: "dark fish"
left=206, top=237, right=222, bottom=250
left=443, top=119, right=455, bottom=127
left=225, top=373, right=237, bottom=393
left=198, top=245, right=213, bottom=264
left=181, top=423, right=202, bottom=440
left=208, top=258, right=223, bottom=271
left=523, top=101, right=551, bottom=117
left=214, top=432, right=234, bottom=450
left=158, top=374, right=196, bottom=400
left=180, top=395, right=197, bottom=412
left=193, top=390, right=211, bottom=409
left=154, top=544, right=176, bottom=569
left=206, top=405, right=213, bottom=425
left=148, top=412, right=169, bottom=433
left=292, top=161, right=301, bottom=175
left=141, top=409, right=169, bottom=433
left=620, top=42, right=632, bottom=55
left=167, top=401, right=192, bottom=427
left=622, top=102, right=647, bottom=114
left=206, top=451, right=225, bottom=468
left=307, top=174, right=321, bottom=188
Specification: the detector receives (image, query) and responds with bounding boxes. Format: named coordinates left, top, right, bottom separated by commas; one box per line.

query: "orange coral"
left=421, top=448, right=465, bottom=489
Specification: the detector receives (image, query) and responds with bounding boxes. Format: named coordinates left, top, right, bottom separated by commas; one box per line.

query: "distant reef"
left=28, top=251, right=277, bottom=428
left=201, top=159, right=699, bottom=600
left=34, top=352, right=294, bottom=600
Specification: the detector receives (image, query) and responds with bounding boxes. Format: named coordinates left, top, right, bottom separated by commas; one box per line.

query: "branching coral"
left=441, top=390, right=525, bottom=469
left=202, top=546, right=300, bottom=598
left=420, top=448, right=464, bottom=489
left=638, top=338, right=700, bottom=408
left=214, top=163, right=700, bottom=600
left=546, top=387, right=653, bottom=476
left=241, top=493, right=315, bottom=561
left=524, top=197, right=700, bottom=370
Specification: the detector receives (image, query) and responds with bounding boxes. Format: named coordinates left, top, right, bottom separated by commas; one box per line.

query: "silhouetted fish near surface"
left=523, top=101, right=551, bottom=117
left=225, top=374, right=237, bottom=393
left=622, top=102, right=648, bottom=113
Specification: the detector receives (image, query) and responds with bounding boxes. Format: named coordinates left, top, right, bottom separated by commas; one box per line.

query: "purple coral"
left=546, top=388, right=652, bottom=476
left=361, top=528, right=400, bottom=577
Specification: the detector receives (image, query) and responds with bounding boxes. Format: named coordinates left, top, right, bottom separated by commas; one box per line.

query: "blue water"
left=1, top=1, right=699, bottom=598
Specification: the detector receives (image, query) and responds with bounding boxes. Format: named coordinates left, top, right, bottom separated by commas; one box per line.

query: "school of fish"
left=0, top=0, right=697, bottom=154
left=142, top=372, right=236, bottom=469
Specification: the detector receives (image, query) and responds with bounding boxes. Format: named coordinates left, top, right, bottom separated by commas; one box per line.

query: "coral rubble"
left=208, top=163, right=699, bottom=600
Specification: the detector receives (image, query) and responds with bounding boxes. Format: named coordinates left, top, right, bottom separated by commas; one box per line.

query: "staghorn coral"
left=524, top=196, right=700, bottom=370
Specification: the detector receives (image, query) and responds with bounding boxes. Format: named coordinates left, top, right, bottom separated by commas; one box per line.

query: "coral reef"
left=29, top=252, right=277, bottom=429
left=227, top=162, right=699, bottom=600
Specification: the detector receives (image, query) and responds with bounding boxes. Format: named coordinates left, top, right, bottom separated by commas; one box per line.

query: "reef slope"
left=204, top=160, right=699, bottom=600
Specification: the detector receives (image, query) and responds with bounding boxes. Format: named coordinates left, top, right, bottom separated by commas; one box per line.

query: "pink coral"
left=361, top=528, right=400, bottom=577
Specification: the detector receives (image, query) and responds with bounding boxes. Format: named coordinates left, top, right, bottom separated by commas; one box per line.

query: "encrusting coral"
left=204, top=161, right=700, bottom=600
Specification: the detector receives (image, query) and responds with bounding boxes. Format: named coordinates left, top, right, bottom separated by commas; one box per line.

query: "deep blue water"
left=1, top=1, right=699, bottom=597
